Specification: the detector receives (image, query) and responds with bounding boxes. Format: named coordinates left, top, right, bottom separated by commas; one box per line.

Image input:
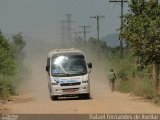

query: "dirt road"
left=3, top=42, right=160, bottom=114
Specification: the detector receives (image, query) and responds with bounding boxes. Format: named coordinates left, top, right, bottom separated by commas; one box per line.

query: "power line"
left=79, top=25, right=90, bottom=46
left=91, top=15, right=105, bottom=58
left=91, top=15, right=105, bottom=49
left=65, top=14, right=74, bottom=47
left=109, top=0, right=127, bottom=58
left=60, top=20, right=65, bottom=47
left=105, top=4, right=116, bottom=21
left=99, top=3, right=116, bottom=33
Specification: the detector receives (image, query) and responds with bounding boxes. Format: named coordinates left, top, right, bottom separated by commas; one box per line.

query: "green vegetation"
left=107, top=47, right=160, bottom=104
left=85, top=0, right=160, bottom=104
left=12, top=32, right=26, bottom=56
left=0, top=77, right=16, bottom=98
left=79, top=2, right=160, bottom=103
left=121, top=0, right=160, bottom=96
left=0, top=31, right=25, bottom=99
left=85, top=33, right=160, bottom=104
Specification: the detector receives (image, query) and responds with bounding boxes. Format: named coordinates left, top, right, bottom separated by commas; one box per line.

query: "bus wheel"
left=80, top=94, right=90, bottom=99
left=51, top=96, right=58, bottom=101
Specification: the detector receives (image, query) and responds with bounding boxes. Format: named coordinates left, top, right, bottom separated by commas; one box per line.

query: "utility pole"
left=60, top=20, right=65, bottom=48
left=79, top=25, right=90, bottom=46
left=91, top=15, right=105, bottom=50
left=65, top=14, right=74, bottom=47
left=109, top=0, right=127, bottom=58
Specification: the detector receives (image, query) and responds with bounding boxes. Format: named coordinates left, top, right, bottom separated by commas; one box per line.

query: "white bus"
left=46, top=48, right=92, bottom=100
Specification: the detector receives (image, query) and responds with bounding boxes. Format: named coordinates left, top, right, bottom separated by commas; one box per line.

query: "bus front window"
left=51, top=55, right=87, bottom=77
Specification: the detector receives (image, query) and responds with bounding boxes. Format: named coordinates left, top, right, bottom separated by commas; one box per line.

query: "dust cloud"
left=19, top=38, right=110, bottom=101
left=7, top=38, right=160, bottom=114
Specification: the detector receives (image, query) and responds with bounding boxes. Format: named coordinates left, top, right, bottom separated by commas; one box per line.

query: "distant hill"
left=101, top=33, right=120, bottom=48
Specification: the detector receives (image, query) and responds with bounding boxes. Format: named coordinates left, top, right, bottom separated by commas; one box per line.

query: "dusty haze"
left=4, top=38, right=160, bottom=114
left=20, top=38, right=108, bottom=101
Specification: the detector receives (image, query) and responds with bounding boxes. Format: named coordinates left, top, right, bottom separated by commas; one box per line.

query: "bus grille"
left=60, top=82, right=81, bottom=86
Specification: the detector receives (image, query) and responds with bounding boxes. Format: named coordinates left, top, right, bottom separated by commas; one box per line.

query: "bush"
left=0, top=48, right=16, bottom=76
left=116, top=79, right=134, bottom=93
left=133, top=78, right=153, bottom=99
left=107, top=48, right=160, bottom=103
left=0, top=31, right=26, bottom=98
left=153, top=96, right=160, bottom=104
left=0, top=77, right=16, bottom=98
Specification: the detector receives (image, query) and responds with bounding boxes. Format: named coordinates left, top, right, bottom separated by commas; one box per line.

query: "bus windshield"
left=51, top=55, right=87, bottom=77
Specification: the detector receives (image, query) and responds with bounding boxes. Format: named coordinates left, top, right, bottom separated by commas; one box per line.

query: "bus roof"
left=48, top=48, right=85, bottom=58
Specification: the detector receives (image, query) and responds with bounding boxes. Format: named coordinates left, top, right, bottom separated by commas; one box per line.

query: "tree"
left=0, top=30, right=15, bottom=76
left=121, top=0, right=160, bottom=96
left=0, top=48, right=15, bottom=75
left=0, top=30, right=10, bottom=51
left=12, top=32, right=26, bottom=53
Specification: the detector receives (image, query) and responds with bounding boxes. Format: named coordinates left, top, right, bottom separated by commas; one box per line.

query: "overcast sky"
left=0, top=0, right=128, bottom=41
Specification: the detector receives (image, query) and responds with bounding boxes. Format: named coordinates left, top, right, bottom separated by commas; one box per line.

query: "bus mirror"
left=87, top=62, right=92, bottom=69
left=46, top=66, right=50, bottom=72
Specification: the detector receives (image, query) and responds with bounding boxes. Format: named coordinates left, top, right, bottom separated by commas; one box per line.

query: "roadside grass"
left=0, top=58, right=28, bottom=99
left=107, top=48, right=160, bottom=104
left=0, top=76, right=16, bottom=99
left=0, top=32, right=26, bottom=99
